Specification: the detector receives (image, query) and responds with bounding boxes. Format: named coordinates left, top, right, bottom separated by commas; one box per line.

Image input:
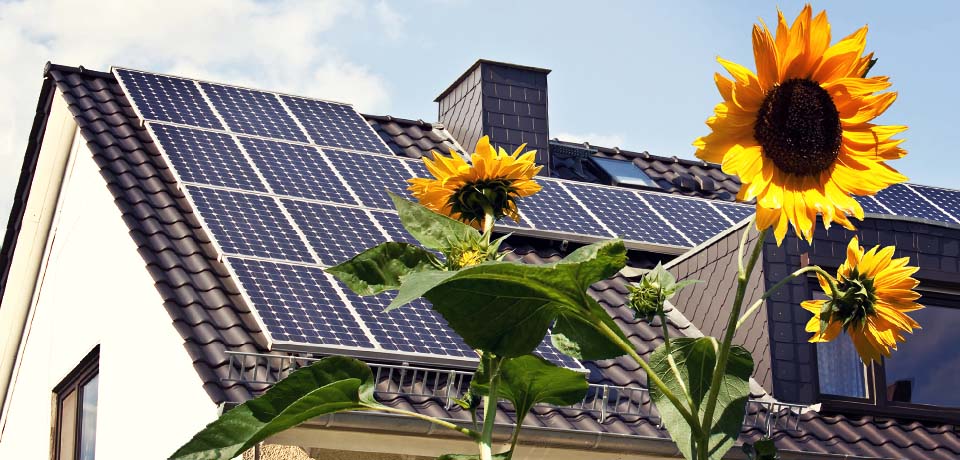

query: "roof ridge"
left=550, top=138, right=715, bottom=168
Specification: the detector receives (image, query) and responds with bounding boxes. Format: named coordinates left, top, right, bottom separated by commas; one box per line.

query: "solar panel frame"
left=199, top=82, right=309, bottom=143
left=113, top=68, right=224, bottom=130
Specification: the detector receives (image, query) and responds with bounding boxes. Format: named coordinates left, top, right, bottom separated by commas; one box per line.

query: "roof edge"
left=434, top=59, right=552, bottom=102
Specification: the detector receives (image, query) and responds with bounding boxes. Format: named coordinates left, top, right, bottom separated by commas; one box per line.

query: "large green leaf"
left=390, top=192, right=479, bottom=251
left=471, top=354, right=588, bottom=416
left=327, top=242, right=439, bottom=296
left=169, top=357, right=379, bottom=460
left=647, top=338, right=753, bottom=460
left=418, top=240, right=628, bottom=358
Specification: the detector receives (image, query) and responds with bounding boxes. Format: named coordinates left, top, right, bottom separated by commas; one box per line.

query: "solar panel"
left=324, top=149, right=413, bottom=209
left=855, top=195, right=890, bottom=215
left=239, top=137, right=357, bottom=205
left=150, top=124, right=266, bottom=192
left=521, top=181, right=613, bottom=237
left=873, top=184, right=952, bottom=222
left=903, top=185, right=960, bottom=224
left=114, top=68, right=223, bottom=129
left=711, top=201, right=755, bottom=224
left=187, top=186, right=314, bottom=263
left=230, top=258, right=373, bottom=347
left=565, top=182, right=687, bottom=246
left=283, top=199, right=387, bottom=266
left=280, top=95, right=392, bottom=154
left=640, top=193, right=730, bottom=244
left=199, top=82, right=308, bottom=143
left=369, top=210, right=419, bottom=245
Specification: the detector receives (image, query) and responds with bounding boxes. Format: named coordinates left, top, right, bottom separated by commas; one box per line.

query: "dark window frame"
left=52, top=345, right=99, bottom=460
left=813, top=280, right=960, bottom=424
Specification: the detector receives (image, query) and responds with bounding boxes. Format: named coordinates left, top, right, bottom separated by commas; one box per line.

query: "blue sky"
left=2, top=1, right=958, bottom=221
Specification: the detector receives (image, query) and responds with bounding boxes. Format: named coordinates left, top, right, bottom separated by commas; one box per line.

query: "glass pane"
left=79, top=374, right=99, bottom=460
left=591, top=157, right=658, bottom=188
left=817, top=336, right=867, bottom=398
left=58, top=389, right=77, bottom=460
left=885, top=305, right=960, bottom=407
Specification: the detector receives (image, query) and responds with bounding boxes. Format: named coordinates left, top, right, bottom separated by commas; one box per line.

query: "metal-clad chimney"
left=435, top=59, right=551, bottom=172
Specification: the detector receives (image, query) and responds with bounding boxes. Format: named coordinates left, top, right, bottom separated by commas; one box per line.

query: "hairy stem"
left=699, top=226, right=768, bottom=455
left=659, top=308, right=696, bottom=414
left=736, top=265, right=838, bottom=329
left=479, top=354, right=504, bottom=460
left=594, top=319, right=703, bottom=436
left=371, top=405, right=480, bottom=440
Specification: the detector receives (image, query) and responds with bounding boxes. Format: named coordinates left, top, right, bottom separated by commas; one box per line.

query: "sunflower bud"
left=627, top=263, right=700, bottom=321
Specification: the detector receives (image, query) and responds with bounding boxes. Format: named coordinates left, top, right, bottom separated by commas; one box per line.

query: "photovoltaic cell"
left=565, top=183, right=687, bottom=246
left=151, top=124, right=266, bottom=192
left=370, top=210, right=418, bottom=245
left=200, top=83, right=308, bottom=143
left=906, top=185, right=960, bottom=223
left=712, top=202, right=756, bottom=224
left=534, top=336, right=586, bottom=370
left=239, top=137, right=356, bottom=205
left=229, top=258, right=373, bottom=347
left=343, top=290, right=475, bottom=357
left=283, top=199, right=387, bottom=266
left=114, top=69, right=223, bottom=129
left=280, top=95, right=392, bottom=154
left=640, top=193, right=729, bottom=244
left=855, top=195, right=890, bottom=215
left=522, top=181, right=612, bottom=237
left=874, top=184, right=951, bottom=222
left=324, top=149, right=413, bottom=209
left=188, top=187, right=314, bottom=263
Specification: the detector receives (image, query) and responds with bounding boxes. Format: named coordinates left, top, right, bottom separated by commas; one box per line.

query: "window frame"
left=52, top=345, right=99, bottom=460
left=814, top=282, right=960, bottom=424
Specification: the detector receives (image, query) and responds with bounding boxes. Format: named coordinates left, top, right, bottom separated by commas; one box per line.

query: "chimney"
left=435, top=60, right=551, bottom=171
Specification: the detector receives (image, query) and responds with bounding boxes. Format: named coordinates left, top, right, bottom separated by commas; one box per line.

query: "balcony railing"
left=222, top=351, right=805, bottom=436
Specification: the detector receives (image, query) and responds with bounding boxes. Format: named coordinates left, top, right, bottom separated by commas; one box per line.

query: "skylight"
left=592, top=157, right=659, bottom=188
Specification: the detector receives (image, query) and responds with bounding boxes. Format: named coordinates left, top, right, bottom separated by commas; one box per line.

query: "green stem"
left=482, top=205, right=495, bottom=245
left=736, top=265, right=838, bottom=330
left=699, top=226, right=768, bottom=457
left=507, top=417, right=523, bottom=455
left=479, top=354, right=504, bottom=460
left=594, top=320, right=703, bottom=437
left=658, top=308, right=696, bottom=414
left=371, top=405, right=480, bottom=440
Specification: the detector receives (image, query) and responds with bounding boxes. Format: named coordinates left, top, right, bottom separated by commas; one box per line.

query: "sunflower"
left=801, top=236, right=922, bottom=364
left=408, top=135, right=542, bottom=227
left=694, top=5, right=908, bottom=244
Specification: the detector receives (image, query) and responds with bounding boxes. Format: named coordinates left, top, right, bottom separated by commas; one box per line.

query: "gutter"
left=270, top=410, right=900, bottom=460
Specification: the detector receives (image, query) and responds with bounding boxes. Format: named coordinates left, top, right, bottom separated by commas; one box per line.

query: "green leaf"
left=551, top=299, right=628, bottom=360
left=388, top=269, right=459, bottom=311
left=390, top=192, right=479, bottom=251
left=648, top=338, right=753, bottom=460
left=471, top=355, right=588, bottom=416
left=327, top=242, right=439, bottom=296
left=169, top=357, right=379, bottom=460
left=437, top=452, right=511, bottom=460
left=421, top=240, right=628, bottom=358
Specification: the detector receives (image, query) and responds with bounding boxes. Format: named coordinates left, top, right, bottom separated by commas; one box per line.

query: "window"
left=591, top=157, right=659, bottom=188
left=53, top=346, right=99, bottom=460
left=815, top=288, right=960, bottom=423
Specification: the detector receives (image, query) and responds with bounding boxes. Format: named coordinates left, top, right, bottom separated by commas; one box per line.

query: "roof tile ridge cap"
left=45, top=62, right=115, bottom=81
left=361, top=112, right=440, bottom=129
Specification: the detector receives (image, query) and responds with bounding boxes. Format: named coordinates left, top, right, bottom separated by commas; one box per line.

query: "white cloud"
left=552, top=131, right=627, bottom=149
left=0, top=0, right=402, bottom=223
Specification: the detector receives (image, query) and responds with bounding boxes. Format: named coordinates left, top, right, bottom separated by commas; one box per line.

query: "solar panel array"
left=854, top=184, right=960, bottom=225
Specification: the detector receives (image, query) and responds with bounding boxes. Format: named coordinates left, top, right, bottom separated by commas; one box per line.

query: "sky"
left=2, top=0, right=958, bottom=224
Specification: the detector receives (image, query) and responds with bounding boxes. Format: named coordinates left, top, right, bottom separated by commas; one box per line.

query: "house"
left=0, top=59, right=957, bottom=460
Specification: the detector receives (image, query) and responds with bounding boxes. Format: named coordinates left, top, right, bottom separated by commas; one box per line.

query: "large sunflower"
left=408, top=135, right=542, bottom=227
left=694, top=5, right=908, bottom=244
left=801, top=236, right=922, bottom=364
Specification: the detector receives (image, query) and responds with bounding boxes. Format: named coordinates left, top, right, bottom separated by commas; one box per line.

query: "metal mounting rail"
left=222, top=350, right=804, bottom=434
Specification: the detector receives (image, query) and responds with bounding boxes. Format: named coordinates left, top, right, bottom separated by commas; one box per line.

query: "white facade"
left=0, top=114, right=216, bottom=459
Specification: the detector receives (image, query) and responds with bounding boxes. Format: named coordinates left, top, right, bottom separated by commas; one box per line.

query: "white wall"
left=0, top=133, right=217, bottom=459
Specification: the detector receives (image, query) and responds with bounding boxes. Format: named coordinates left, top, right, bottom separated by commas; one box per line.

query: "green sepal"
left=327, top=242, right=440, bottom=296
left=390, top=192, right=479, bottom=251
left=648, top=337, right=753, bottom=460
left=169, top=356, right=381, bottom=460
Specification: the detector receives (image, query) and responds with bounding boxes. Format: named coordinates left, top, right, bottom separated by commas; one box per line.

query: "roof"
left=550, top=139, right=742, bottom=201
left=2, top=63, right=958, bottom=459
left=362, top=114, right=466, bottom=159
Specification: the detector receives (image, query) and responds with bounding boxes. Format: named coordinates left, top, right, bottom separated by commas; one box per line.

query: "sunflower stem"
left=699, top=226, right=767, bottom=456
left=736, top=265, right=838, bottom=330
left=479, top=353, right=504, bottom=460
left=481, top=205, right=495, bottom=246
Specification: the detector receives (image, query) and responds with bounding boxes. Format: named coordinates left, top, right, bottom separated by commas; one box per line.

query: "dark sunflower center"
left=754, top=78, right=842, bottom=176
left=448, top=179, right=517, bottom=224
left=821, top=269, right=877, bottom=333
